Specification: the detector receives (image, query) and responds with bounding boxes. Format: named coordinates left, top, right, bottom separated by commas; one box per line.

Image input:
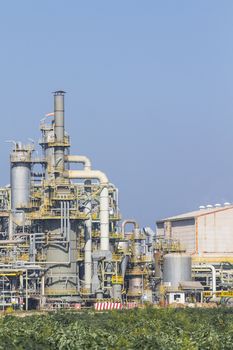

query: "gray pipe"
left=0, top=240, right=25, bottom=244
left=60, top=201, right=63, bottom=236
left=67, top=202, right=70, bottom=242
left=64, top=201, right=67, bottom=241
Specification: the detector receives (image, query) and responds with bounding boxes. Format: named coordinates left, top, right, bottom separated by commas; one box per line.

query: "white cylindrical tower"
left=10, top=143, right=32, bottom=225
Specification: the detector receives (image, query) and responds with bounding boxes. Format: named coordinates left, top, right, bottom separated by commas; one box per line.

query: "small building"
left=156, top=205, right=233, bottom=263
left=166, top=281, right=203, bottom=305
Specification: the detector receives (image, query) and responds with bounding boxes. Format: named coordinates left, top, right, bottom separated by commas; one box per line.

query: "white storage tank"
left=163, top=253, right=191, bottom=288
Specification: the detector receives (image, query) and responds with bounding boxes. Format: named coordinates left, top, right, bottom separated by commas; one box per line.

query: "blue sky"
left=0, top=1, right=233, bottom=227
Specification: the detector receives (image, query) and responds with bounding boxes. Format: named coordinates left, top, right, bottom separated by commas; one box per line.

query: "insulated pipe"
left=66, top=170, right=108, bottom=185
left=62, top=202, right=66, bottom=240
left=60, top=201, right=63, bottom=236
left=65, top=155, right=93, bottom=289
left=8, top=213, right=13, bottom=240
left=65, top=170, right=109, bottom=251
left=122, top=220, right=139, bottom=236
left=65, top=155, right=91, bottom=171
left=84, top=180, right=92, bottom=291
left=66, top=202, right=69, bottom=240
left=192, top=264, right=216, bottom=293
left=0, top=240, right=25, bottom=244
left=109, top=183, right=119, bottom=216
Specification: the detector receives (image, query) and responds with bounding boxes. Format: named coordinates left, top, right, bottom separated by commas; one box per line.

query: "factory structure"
left=157, top=205, right=233, bottom=261
left=0, top=91, right=232, bottom=310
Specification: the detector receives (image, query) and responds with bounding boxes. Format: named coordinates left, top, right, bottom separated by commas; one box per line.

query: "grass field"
left=0, top=308, right=232, bottom=349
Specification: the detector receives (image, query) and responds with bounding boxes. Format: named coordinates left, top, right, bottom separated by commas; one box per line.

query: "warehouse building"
left=156, top=205, right=233, bottom=263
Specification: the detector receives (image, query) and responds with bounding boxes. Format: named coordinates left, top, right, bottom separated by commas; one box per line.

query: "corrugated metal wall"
left=156, top=222, right=165, bottom=237
left=156, top=219, right=196, bottom=252
left=171, top=219, right=195, bottom=253
left=198, top=208, right=233, bottom=254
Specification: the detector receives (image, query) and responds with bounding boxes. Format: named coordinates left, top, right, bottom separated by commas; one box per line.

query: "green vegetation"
left=0, top=308, right=233, bottom=349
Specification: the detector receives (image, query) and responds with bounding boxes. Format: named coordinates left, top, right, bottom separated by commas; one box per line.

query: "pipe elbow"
left=122, top=219, right=139, bottom=235
left=65, top=169, right=108, bottom=185
left=65, top=155, right=92, bottom=171
left=93, top=170, right=108, bottom=185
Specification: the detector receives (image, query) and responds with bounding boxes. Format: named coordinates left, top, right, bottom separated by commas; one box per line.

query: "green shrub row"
left=1, top=308, right=233, bottom=349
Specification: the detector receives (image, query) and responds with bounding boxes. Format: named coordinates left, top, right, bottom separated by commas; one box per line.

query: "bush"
left=0, top=308, right=232, bottom=349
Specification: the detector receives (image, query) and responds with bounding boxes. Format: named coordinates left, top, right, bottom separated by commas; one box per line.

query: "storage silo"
left=163, top=253, right=191, bottom=288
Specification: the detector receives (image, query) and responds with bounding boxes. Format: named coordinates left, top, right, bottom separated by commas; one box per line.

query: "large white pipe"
left=192, top=264, right=216, bottom=293
left=66, top=170, right=108, bottom=184
left=65, top=155, right=91, bottom=171
left=65, top=156, right=92, bottom=289
left=65, top=170, right=109, bottom=251
left=122, top=220, right=139, bottom=236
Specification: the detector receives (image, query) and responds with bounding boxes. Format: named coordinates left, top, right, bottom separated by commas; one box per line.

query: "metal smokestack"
left=54, top=91, right=65, bottom=143
left=54, top=90, right=65, bottom=176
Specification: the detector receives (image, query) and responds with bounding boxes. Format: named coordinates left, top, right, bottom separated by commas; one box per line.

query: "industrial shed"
left=156, top=205, right=233, bottom=262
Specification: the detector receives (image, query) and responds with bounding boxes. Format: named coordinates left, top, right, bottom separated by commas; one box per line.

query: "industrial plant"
left=0, top=91, right=232, bottom=311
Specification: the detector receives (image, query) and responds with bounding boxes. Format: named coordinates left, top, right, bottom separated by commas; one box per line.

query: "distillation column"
left=10, top=143, right=33, bottom=227
left=44, top=92, right=79, bottom=300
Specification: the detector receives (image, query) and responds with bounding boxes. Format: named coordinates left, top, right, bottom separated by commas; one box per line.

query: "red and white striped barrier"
left=94, top=302, right=138, bottom=311
left=125, top=302, right=138, bottom=309
left=94, top=302, right=123, bottom=311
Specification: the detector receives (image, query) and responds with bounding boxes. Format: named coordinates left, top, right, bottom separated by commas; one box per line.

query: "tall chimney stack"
left=54, top=90, right=65, bottom=176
